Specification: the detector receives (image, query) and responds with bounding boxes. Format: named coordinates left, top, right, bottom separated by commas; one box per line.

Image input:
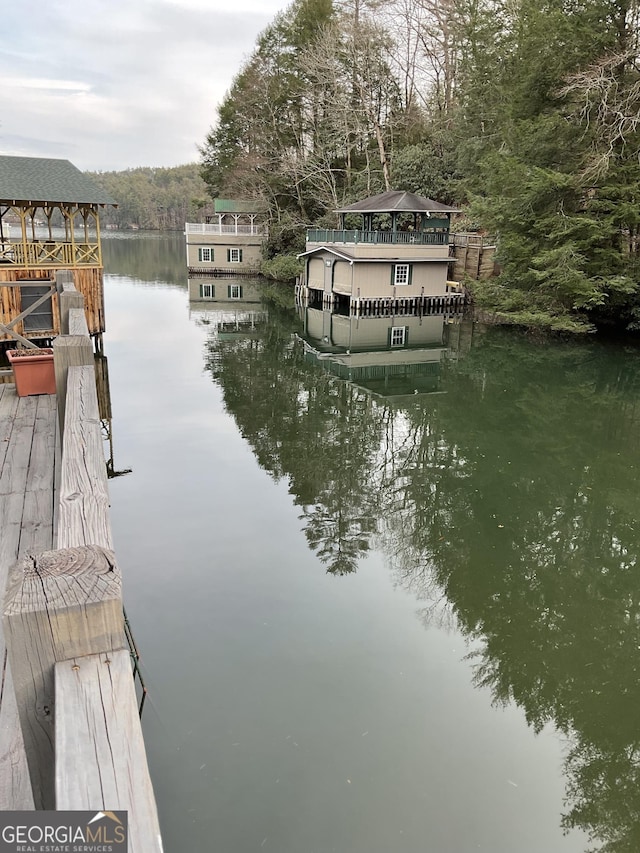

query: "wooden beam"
left=52, top=339, right=94, bottom=439
left=3, top=545, right=125, bottom=809
left=55, top=650, right=163, bottom=853
left=56, top=365, right=111, bottom=550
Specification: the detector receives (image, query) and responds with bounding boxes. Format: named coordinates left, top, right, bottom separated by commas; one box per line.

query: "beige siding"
left=306, top=240, right=448, bottom=261
left=352, top=262, right=449, bottom=298
left=186, top=236, right=264, bottom=270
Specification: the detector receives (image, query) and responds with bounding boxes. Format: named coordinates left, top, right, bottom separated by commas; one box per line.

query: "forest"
left=88, top=164, right=210, bottom=231
left=200, top=0, right=640, bottom=333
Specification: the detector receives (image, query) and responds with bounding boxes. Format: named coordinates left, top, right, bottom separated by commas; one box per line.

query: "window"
left=393, top=263, right=411, bottom=286
left=199, top=283, right=215, bottom=298
left=390, top=326, right=407, bottom=347
left=228, top=248, right=243, bottom=263
left=198, top=247, right=213, bottom=262
left=228, top=285, right=243, bottom=299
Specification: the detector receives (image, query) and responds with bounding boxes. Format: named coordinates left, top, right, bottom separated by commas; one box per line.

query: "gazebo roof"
left=336, top=190, right=458, bottom=215
left=0, top=156, right=117, bottom=206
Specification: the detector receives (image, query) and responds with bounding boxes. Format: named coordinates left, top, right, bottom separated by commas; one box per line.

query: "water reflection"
left=102, top=231, right=187, bottom=287
left=300, top=306, right=464, bottom=399
left=201, top=292, right=640, bottom=852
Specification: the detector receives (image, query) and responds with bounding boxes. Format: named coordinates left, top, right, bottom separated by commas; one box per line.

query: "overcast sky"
left=0, top=0, right=291, bottom=172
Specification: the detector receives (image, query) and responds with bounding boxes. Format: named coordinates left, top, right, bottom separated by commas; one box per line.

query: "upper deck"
left=305, top=228, right=449, bottom=247
left=0, top=238, right=101, bottom=268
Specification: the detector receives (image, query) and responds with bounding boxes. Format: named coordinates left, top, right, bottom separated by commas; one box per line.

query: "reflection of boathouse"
left=0, top=156, right=116, bottom=347
left=300, top=306, right=460, bottom=399
left=187, top=277, right=263, bottom=304
left=298, top=190, right=463, bottom=314
left=188, top=279, right=267, bottom=336
left=185, top=199, right=267, bottom=277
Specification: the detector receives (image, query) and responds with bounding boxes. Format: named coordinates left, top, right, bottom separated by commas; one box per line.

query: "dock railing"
left=3, top=271, right=163, bottom=852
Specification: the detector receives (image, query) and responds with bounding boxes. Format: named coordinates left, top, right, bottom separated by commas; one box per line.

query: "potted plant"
left=6, top=347, right=56, bottom=396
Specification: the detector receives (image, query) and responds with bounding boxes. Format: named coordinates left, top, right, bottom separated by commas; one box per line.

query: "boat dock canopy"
left=0, top=156, right=117, bottom=206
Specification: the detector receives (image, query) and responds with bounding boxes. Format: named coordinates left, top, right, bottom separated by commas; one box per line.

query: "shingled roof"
left=0, top=155, right=117, bottom=206
left=336, top=190, right=458, bottom=215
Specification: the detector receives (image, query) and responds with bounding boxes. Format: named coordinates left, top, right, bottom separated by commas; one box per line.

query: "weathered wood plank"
left=52, top=336, right=94, bottom=439
left=0, top=660, right=34, bottom=810
left=57, top=365, right=112, bottom=550
left=0, top=391, right=53, bottom=811
left=0, top=384, right=20, bottom=475
left=3, top=545, right=125, bottom=809
left=68, top=307, right=90, bottom=337
left=55, top=650, right=163, bottom=853
left=20, top=395, right=56, bottom=554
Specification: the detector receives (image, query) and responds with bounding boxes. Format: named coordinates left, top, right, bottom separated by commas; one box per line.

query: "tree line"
left=88, top=164, right=210, bottom=231
left=200, top=0, right=640, bottom=333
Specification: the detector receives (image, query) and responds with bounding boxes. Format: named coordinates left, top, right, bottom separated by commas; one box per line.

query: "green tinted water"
left=102, top=233, right=640, bottom=853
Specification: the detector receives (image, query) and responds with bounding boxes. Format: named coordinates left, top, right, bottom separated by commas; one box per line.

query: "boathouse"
left=185, top=198, right=268, bottom=277
left=0, top=155, right=116, bottom=348
left=298, top=190, right=463, bottom=313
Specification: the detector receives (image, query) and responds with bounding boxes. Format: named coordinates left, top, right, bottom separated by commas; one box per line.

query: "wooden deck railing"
left=306, top=228, right=449, bottom=246
left=185, top=222, right=267, bottom=236
left=0, top=241, right=100, bottom=267
left=3, top=271, right=163, bottom=852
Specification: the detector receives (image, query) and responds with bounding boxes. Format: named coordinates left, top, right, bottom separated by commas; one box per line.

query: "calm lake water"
left=101, top=232, right=640, bottom=853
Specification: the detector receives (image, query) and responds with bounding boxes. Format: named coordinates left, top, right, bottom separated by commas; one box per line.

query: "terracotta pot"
left=6, top=348, right=56, bottom=397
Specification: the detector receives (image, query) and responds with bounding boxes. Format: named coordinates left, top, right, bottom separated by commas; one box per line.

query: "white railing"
left=185, top=223, right=268, bottom=236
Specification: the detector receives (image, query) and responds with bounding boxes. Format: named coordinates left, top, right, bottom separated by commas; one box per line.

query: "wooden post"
left=56, top=650, right=163, bottom=853
left=3, top=545, right=125, bottom=809
left=55, top=271, right=82, bottom=335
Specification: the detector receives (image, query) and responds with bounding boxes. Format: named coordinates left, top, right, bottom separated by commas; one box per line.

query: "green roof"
left=0, top=156, right=117, bottom=206
left=214, top=198, right=266, bottom=214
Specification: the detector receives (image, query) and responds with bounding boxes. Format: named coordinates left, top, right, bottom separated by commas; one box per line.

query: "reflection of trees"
left=206, top=307, right=640, bottom=852
left=205, top=297, right=382, bottom=574
left=377, top=333, right=640, bottom=853
left=102, top=233, right=188, bottom=287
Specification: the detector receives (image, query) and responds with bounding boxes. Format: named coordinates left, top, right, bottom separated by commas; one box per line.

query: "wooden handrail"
left=4, top=278, right=163, bottom=851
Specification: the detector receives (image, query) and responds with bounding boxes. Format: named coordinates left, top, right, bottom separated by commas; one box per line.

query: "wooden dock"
left=0, top=273, right=162, bottom=851
left=0, top=387, right=55, bottom=810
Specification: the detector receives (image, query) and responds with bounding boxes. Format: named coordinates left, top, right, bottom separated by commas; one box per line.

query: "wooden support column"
left=55, top=650, right=163, bottom=853
left=3, top=545, right=125, bottom=809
